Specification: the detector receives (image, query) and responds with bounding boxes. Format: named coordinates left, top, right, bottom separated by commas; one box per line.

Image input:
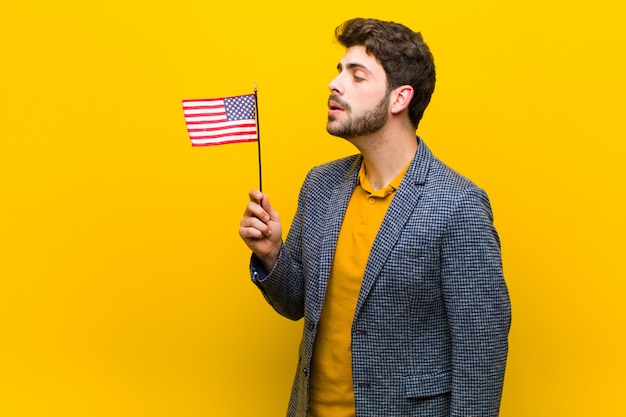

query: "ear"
left=390, top=85, right=414, bottom=115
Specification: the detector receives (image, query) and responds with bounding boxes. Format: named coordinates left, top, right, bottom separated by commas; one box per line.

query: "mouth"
left=328, top=97, right=346, bottom=117
left=328, top=100, right=344, bottom=111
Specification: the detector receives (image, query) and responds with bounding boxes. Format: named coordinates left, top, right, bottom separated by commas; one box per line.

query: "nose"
left=328, top=73, right=343, bottom=95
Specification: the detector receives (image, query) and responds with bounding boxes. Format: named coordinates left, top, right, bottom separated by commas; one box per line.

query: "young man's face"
left=327, top=45, right=390, bottom=139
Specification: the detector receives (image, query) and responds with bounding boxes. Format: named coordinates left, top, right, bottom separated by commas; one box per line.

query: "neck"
left=350, top=127, right=418, bottom=191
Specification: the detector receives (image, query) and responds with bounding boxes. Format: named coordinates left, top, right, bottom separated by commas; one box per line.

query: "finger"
left=239, top=225, right=265, bottom=240
left=240, top=216, right=272, bottom=237
left=244, top=200, right=271, bottom=223
left=248, top=189, right=263, bottom=204
left=260, top=194, right=280, bottom=221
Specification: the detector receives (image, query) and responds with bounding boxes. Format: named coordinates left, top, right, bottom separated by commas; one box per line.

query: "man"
left=239, top=17, right=511, bottom=417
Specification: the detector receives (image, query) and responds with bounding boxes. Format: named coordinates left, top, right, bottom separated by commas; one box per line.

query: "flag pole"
left=254, top=82, right=263, bottom=194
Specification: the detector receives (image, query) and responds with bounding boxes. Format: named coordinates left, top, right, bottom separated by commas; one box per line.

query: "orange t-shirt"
left=307, top=160, right=409, bottom=417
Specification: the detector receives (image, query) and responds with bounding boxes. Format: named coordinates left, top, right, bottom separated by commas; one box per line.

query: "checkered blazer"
left=251, top=138, right=511, bottom=417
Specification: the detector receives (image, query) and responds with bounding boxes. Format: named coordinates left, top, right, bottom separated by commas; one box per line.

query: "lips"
left=328, top=100, right=344, bottom=111
left=328, top=96, right=348, bottom=117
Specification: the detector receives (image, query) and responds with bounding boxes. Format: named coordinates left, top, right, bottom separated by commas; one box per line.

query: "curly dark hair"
left=335, top=18, right=436, bottom=129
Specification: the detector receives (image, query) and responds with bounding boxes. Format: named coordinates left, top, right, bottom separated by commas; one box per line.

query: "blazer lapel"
left=314, top=157, right=362, bottom=316
left=354, top=138, right=433, bottom=318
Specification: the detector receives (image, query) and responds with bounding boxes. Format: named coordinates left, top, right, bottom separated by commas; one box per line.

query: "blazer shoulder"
left=309, top=154, right=360, bottom=176
left=303, top=154, right=361, bottom=189
left=409, top=138, right=483, bottom=198
left=427, top=156, right=483, bottom=195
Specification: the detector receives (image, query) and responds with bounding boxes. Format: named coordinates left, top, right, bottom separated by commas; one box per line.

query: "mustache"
left=328, top=94, right=351, bottom=111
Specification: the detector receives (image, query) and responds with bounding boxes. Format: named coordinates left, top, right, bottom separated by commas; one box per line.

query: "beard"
left=326, top=92, right=390, bottom=139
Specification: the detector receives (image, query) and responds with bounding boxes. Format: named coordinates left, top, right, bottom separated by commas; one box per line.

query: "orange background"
left=1, top=1, right=625, bottom=415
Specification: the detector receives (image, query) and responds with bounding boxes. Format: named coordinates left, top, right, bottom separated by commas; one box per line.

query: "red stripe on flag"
left=186, top=119, right=229, bottom=125
left=191, top=138, right=258, bottom=147
left=189, top=130, right=256, bottom=139
left=182, top=105, right=224, bottom=110
left=187, top=123, right=257, bottom=132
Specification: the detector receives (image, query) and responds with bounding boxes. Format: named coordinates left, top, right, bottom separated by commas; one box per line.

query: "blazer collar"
left=315, top=137, right=434, bottom=319
left=354, top=136, right=434, bottom=318
left=406, top=136, right=432, bottom=186
left=315, top=157, right=361, bottom=314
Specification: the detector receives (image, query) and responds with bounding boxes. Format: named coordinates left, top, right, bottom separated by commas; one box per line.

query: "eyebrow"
left=337, top=62, right=371, bottom=73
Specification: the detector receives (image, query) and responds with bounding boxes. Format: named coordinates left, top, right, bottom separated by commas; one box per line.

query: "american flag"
left=182, top=94, right=258, bottom=146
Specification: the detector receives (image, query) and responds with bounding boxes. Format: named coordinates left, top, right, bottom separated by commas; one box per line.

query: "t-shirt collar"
left=357, top=159, right=411, bottom=198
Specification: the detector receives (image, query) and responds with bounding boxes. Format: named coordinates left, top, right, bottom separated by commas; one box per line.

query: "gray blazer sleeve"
left=440, top=187, right=511, bottom=416
left=249, top=169, right=315, bottom=322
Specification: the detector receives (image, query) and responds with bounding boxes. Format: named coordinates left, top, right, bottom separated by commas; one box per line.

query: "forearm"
left=251, top=243, right=305, bottom=321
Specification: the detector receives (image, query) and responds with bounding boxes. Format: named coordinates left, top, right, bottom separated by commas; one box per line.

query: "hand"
left=239, top=190, right=283, bottom=272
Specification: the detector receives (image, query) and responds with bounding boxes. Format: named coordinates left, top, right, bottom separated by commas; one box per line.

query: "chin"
left=326, top=129, right=351, bottom=140
left=326, top=124, right=340, bottom=137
